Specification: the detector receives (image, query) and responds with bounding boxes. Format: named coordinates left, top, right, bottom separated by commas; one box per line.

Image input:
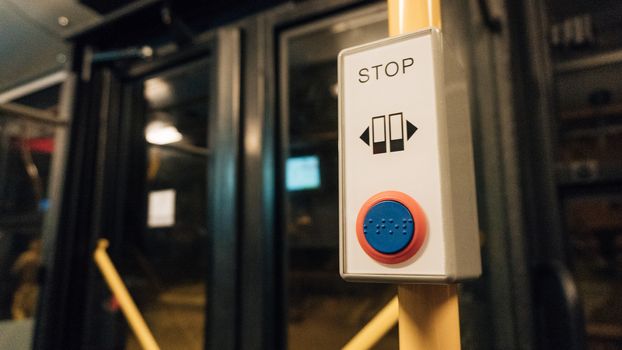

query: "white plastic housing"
left=338, top=28, right=481, bottom=283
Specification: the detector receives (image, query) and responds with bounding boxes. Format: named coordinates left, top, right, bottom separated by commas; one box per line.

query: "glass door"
left=547, top=1, right=622, bottom=348
left=276, top=2, right=535, bottom=349
left=121, top=59, right=211, bottom=350
left=0, top=76, right=67, bottom=349
left=278, top=6, right=398, bottom=349
left=38, top=28, right=241, bottom=350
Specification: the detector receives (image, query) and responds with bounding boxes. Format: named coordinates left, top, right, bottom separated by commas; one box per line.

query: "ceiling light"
left=146, top=122, right=182, bottom=145
left=58, top=16, right=70, bottom=27
left=144, top=78, right=171, bottom=102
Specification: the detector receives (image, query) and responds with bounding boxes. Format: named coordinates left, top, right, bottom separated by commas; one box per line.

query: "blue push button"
left=363, top=200, right=414, bottom=254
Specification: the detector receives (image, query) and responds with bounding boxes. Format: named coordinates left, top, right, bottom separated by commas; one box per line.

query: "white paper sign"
left=148, top=189, right=176, bottom=228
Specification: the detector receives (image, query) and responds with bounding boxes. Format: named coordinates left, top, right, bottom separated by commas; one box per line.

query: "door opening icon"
left=372, top=115, right=387, bottom=154
left=389, top=113, right=404, bottom=152
left=360, top=112, right=418, bottom=155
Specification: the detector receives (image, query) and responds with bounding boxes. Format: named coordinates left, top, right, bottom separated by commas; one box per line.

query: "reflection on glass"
left=286, top=156, right=321, bottom=191
left=124, top=60, right=209, bottom=350
left=281, top=9, right=398, bottom=349
left=563, top=192, right=622, bottom=348
left=550, top=4, right=622, bottom=345
left=145, top=122, right=183, bottom=145
left=0, top=84, right=60, bottom=345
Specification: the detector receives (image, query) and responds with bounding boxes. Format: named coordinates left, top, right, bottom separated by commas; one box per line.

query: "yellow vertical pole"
left=386, top=1, right=462, bottom=349
left=398, top=284, right=460, bottom=349
left=388, top=0, right=441, bottom=36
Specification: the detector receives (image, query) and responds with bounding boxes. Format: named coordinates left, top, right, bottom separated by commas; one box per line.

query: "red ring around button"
left=356, top=191, right=427, bottom=264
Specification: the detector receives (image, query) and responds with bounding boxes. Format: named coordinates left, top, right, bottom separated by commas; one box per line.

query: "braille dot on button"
left=363, top=225, right=367, bottom=229
left=408, top=219, right=413, bottom=223
left=402, top=224, right=407, bottom=228
left=362, top=200, right=415, bottom=254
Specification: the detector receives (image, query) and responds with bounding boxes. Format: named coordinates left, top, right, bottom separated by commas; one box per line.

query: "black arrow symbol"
left=360, top=127, right=370, bottom=146
left=406, top=120, right=418, bottom=140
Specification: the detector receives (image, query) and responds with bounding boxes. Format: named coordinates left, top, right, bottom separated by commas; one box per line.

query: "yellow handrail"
left=94, top=239, right=160, bottom=350
left=342, top=296, right=399, bottom=350
left=387, top=1, right=462, bottom=349
left=344, top=2, right=461, bottom=349
left=388, top=0, right=441, bottom=36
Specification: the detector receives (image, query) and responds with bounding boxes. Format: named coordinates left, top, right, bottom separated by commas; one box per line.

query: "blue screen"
left=286, top=156, right=321, bottom=191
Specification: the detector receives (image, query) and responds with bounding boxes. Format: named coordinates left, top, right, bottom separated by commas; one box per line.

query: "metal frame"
left=0, top=69, right=69, bottom=126
left=206, top=28, right=242, bottom=350
left=505, top=0, right=585, bottom=349
left=41, top=72, right=75, bottom=271
left=35, top=47, right=117, bottom=348
left=0, top=71, right=68, bottom=104
left=35, top=21, right=240, bottom=350
left=63, top=0, right=164, bottom=41
left=463, top=0, right=536, bottom=348
left=507, top=0, right=565, bottom=263
left=234, top=15, right=282, bottom=350
left=555, top=48, right=622, bottom=73
left=31, top=66, right=75, bottom=349
left=0, top=103, right=67, bottom=126
left=124, top=36, right=216, bottom=79
left=0, top=69, right=71, bottom=348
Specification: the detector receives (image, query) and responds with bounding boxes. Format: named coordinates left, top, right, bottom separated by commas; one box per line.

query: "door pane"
left=0, top=84, right=61, bottom=348
left=280, top=8, right=398, bottom=349
left=549, top=1, right=622, bottom=347
left=124, top=60, right=209, bottom=350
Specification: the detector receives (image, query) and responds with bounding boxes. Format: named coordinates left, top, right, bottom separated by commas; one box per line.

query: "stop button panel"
left=339, top=28, right=481, bottom=283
